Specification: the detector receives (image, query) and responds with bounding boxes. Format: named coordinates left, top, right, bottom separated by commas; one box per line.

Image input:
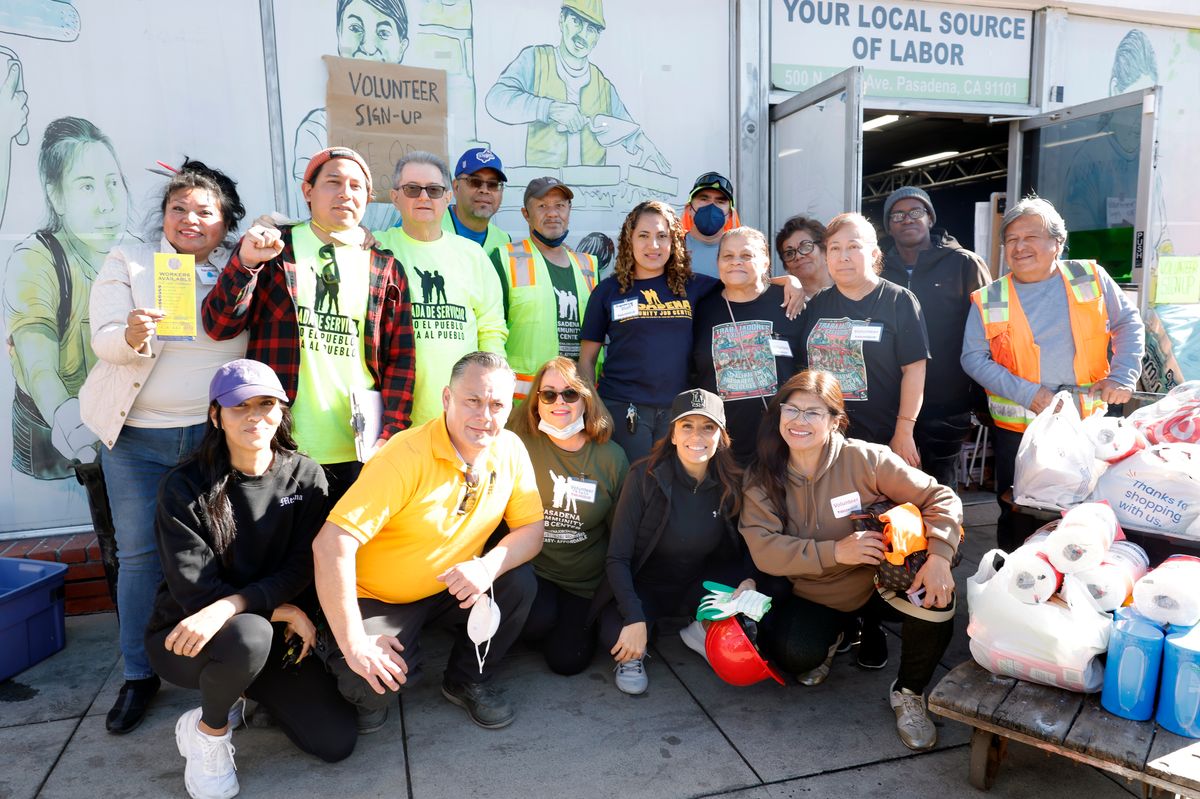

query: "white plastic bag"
left=967, top=548, right=1111, bottom=692
left=1094, top=443, right=1200, bottom=536
left=1013, top=391, right=1107, bottom=510
left=1128, top=381, right=1200, bottom=444
left=1082, top=414, right=1148, bottom=464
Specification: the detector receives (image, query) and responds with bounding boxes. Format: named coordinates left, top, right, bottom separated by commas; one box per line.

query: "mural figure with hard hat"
left=485, top=0, right=670, bottom=174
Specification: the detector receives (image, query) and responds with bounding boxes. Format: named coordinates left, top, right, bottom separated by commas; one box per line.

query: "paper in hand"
left=153, top=253, right=197, bottom=339
left=350, top=388, right=383, bottom=462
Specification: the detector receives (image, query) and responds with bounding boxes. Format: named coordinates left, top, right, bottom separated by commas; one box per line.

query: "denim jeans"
left=603, top=399, right=672, bottom=465
left=102, top=422, right=207, bottom=679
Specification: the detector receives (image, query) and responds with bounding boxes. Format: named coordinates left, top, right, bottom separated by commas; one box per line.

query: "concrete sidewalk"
left=0, top=496, right=1142, bottom=799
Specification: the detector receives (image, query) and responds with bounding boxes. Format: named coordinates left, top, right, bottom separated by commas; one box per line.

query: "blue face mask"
left=692, top=203, right=726, bottom=237
left=533, top=228, right=570, bottom=248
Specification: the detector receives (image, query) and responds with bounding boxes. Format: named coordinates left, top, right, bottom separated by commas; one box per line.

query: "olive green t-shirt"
left=520, top=431, right=629, bottom=597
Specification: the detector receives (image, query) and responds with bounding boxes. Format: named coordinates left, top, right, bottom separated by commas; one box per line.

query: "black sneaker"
left=836, top=616, right=860, bottom=654
left=857, top=622, right=889, bottom=670
left=441, top=678, right=514, bottom=729
left=356, top=704, right=389, bottom=735
left=105, top=675, right=161, bottom=734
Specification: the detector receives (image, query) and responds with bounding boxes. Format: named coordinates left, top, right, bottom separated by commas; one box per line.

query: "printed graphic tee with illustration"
left=692, top=284, right=804, bottom=464
left=796, top=281, right=929, bottom=445
left=581, top=272, right=720, bottom=407
left=521, top=432, right=629, bottom=598
left=374, top=228, right=507, bottom=424
left=290, top=223, right=374, bottom=464
left=546, top=260, right=582, bottom=359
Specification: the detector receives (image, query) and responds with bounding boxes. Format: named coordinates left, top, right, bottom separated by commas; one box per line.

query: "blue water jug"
left=1157, top=628, right=1200, bottom=738
left=1102, top=619, right=1164, bottom=720
left=1115, top=606, right=1167, bottom=630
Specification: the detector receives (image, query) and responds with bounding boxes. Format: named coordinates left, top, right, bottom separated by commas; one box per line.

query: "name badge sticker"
left=850, top=323, right=883, bottom=343
left=769, top=338, right=793, bottom=358
left=196, top=266, right=220, bottom=285
left=830, top=491, right=862, bottom=519
left=568, top=477, right=598, bottom=504
left=612, top=298, right=639, bottom=321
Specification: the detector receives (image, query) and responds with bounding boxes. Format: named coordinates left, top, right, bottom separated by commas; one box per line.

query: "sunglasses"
left=457, top=467, right=495, bottom=515
left=538, top=388, right=582, bottom=404
left=888, top=207, right=928, bottom=224
left=781, top=240, right=817, bottom=261
left=462, top=176, right=504, bottom=192
left=397, top=183, right=447, bottom=199
left=317, top=244, right=341, bottom=286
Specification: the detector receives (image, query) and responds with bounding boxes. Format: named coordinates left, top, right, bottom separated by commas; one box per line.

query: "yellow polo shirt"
left=329, top=415, right=543, bottom=604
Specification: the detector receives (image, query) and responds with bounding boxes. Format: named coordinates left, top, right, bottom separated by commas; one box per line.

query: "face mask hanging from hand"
left=467, top=586, right=502, bottom=674
left=692, top=203, right=727, bottom=237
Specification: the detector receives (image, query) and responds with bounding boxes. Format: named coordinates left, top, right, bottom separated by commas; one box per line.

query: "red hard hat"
left=704, top=617, right=785, bottom=687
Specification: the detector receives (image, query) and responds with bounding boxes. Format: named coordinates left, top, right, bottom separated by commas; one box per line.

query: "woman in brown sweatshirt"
left=740, top=370, right=962, bottom=752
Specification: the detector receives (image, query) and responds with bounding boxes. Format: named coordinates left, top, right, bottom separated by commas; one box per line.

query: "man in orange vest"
left=961, top=197, right=1144, bottom=550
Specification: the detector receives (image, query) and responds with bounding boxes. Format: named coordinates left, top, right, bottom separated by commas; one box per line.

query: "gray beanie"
left=883, top=186, right=936, bottom=226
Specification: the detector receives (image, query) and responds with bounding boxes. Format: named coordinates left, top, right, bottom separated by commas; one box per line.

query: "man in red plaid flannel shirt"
left=203, top=146, right=415, bottom=500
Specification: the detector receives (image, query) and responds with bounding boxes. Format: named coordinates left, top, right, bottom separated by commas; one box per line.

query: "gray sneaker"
left=797, top=633, right=843, bottom=687
left=679, top=621, right=709, bottom=663
left=889, top=681, right=937, bottom=750
left=614, top=658, right=648, bottom=695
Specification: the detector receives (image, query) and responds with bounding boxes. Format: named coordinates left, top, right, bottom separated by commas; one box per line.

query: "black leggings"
left=521, top=576, right=598, bottom=675
left=765, top=592, right=954, bottom=695
left=146, top=614, right=357, bottom=762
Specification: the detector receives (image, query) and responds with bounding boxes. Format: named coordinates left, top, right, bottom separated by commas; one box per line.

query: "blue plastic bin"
left=0, top=558, right=69, bottom=681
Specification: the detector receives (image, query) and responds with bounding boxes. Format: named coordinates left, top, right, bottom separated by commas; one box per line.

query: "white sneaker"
left=175, top=707, right=239, bottom=799
left=614, top=658, right=648, bottom=695
left=679, top=621, right=709, bottom=663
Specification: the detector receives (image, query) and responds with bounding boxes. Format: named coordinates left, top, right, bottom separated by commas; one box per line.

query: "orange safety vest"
left=971, top=259, right=1112, bottom=432
left=504, top=239, right=597, bottom=401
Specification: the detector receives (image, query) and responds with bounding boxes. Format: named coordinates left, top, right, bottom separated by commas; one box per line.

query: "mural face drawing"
left=51, top=141, right=127, bottom=255
left=337, top=0, right=409, bottom=63
left=559, top=9, right=601, bottom=60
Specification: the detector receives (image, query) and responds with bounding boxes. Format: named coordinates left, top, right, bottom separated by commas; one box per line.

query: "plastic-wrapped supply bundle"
left=1043, top=503, right=1120, bottom=574
left=1101, top=618, right=1165, bottom=721
left=1133, top=555, right=1200, bottom=628
left=1095, top=444, right=1200, bottom=536
left=1084, top=415, right=1148, bottom=464
left=1075, top=540, right=1150, bottom=611
left=1001, top=532, right=1063, bottom=604
left=1129, top=381, right=1200, bottom=445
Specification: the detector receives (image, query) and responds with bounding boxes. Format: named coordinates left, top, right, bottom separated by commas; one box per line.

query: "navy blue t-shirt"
left=581, top=272, right=719, bottom=407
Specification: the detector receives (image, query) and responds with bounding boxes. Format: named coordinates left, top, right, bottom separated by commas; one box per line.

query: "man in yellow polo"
left=485, top=0, right=670, bottom=173
left=314, top=352, right=544, bottom=732
left=490, top=177, right=597, bottom=401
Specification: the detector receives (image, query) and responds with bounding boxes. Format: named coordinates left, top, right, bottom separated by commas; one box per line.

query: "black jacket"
left=882, top=230, right=992, bottom=415
left=589, top=454, right=745, bottom=625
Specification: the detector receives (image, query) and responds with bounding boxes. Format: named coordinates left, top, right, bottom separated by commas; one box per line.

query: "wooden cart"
left=929, top=660, right=1200, bottom=797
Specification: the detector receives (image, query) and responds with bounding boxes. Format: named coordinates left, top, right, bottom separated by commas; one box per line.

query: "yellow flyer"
left=153, top=252, right=197, bottom=339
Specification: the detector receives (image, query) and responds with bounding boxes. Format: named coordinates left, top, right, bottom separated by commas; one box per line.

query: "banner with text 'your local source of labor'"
left=324, top=55, right=448, bottom=203
left=771, top=0, right=1033, bottom=104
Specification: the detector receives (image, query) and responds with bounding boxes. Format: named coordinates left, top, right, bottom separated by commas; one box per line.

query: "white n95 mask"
left=467, top=589, right=501, bottom=674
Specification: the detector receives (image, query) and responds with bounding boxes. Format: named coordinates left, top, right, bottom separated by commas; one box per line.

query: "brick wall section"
left=0, top=534, right=114, bottom=615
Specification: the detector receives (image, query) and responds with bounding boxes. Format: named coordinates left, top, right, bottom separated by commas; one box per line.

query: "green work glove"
left=696, top=584, right=772, bottom=621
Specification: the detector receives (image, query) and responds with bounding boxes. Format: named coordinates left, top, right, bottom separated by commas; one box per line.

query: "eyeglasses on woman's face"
left=781, top=239, right=817, bottom=262
left=779, top=403, right=830, bottom=424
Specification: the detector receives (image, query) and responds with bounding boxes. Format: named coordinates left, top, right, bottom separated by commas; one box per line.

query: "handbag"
left=854, top=502, right=963, bottom=621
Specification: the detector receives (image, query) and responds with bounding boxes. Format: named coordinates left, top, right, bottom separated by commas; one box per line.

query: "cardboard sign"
left=323, top=55, right=448, bottom=203
left=1156, top=256, right=1200, bottom=305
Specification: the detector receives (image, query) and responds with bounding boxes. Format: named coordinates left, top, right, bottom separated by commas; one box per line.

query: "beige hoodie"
left=739, top=433, right=962, bottom=612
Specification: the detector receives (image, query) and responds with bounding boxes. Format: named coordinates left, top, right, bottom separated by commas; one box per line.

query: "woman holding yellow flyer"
left=80, top=158, right=249, bottom=736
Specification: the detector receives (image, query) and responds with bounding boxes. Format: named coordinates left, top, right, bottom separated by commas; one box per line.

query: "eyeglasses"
left=888, top=207, right=928, bottom=224
left=397, top=183, right=447, bottom=199
left=781, top=240, right=817, bottom=262
left=462, top=176, right=504, bottom=192
left=780, top=404, right=830, bottom=424
left=317, top=244, right=341, bottom=286
left=538, top=388, right=582, bottom=404
left=457, top=466, right=481, bottom=516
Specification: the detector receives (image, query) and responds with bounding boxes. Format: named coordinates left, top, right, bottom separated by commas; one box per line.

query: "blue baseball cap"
left=209, top=359, right=288, bottom=407
left=455, top=147, right=507, bottom=182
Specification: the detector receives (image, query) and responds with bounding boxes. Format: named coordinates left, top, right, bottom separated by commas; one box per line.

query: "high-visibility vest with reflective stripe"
left=503, top=239, right=597, bottom=400
left=970, top=259, right=1112, bottom=432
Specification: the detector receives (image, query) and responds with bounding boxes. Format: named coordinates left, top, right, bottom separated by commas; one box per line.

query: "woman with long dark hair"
left=510, top=356, right=629, bottom=675
left=740, top=370, right=960, bottom=751
left=147, top=360, right=356, bottom=799
left=79, top=158, right=248, bottom=734
left=591, top=388, right=755, bottom=695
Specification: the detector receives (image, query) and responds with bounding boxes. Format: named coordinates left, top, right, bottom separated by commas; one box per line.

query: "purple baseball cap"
left=209, top=359, right=288, bottom=407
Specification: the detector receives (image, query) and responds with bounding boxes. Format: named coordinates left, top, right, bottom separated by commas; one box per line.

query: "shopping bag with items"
left=1013, top=390, right=1106, bottom=510
left=967, top=548, right=1111, bottom=692
left=1128, top=381, right=1200, bottom=444
left=1094, top=443, right=1200, bottom=536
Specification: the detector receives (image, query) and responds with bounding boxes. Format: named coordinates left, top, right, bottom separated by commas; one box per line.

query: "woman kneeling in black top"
left=146, top=359, right=356, bottom=799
